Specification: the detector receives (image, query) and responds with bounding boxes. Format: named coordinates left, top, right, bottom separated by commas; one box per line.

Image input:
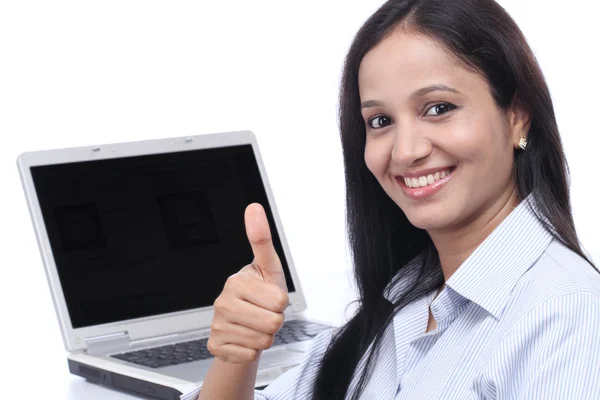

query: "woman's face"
left=359, top=30, right=526, bottom=233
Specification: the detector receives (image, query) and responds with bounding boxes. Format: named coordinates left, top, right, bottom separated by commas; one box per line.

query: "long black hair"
left=311, top=0, right=598, bottom=399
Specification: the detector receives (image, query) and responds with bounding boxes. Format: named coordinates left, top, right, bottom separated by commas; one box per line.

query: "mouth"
left=397, top=166, right=457, bottom=189
left=395, top=166, right=457, bottom=201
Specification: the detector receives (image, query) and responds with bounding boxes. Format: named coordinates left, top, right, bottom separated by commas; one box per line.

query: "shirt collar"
left=383, top=192, right=554, bottom=319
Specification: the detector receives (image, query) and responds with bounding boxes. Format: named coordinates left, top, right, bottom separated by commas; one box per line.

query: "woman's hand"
left=206, top=203, right=289, bottom=364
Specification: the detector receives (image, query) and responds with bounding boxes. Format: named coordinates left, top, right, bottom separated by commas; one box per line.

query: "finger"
left=207, top=342, right=259, bottom=364
left=228, top=271, right=289, bottom=313
left=217, top=296, right=285, bottom=334
left=244, top=204, right=283, bottom=279
left=212, top=321, right=275, bottom=351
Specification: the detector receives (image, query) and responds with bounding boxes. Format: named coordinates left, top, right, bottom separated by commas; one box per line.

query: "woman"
left=199, top=0, right=600, bottom=398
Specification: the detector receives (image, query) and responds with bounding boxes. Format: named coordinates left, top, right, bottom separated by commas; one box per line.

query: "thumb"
left=244, top=203, right=288, bottom=292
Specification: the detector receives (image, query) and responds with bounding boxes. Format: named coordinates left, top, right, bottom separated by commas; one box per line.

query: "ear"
left=508, top=96, right=531, bottom=149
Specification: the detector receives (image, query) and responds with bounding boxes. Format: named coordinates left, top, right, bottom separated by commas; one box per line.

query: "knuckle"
left=267, top=314, right=284, bottom=333
left=259, top=334, right=274, bottom=350
left=227, top=271, right=251, bottom=287
left=210, top=321, right=224, bottom=333
left=223, top=277, right=231, bottom=290
left=213, top=296, right=223, bottom=310
left=206, top=338, right=218, bottom=356
left=213, top=296, right=232, bottom=315
left=224, top=274, right=239, bottom=290
left=275, top=291, right=290, bottom=311
left=246, top=348, right=259, bottom=362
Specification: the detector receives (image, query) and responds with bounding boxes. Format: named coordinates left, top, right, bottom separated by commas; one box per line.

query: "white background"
left=0, top=1, right=598, bottom=398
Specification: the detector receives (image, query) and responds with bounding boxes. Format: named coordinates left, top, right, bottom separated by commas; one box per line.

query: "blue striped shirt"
left=252, top=195, right=600, bottom=399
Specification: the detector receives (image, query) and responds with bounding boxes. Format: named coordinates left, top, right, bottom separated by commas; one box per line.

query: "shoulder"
left=481, top=242, right=600, bottom=399
left=505, top=239, right=600, bottom=323
left=542, top=239, right=600, bottom=294
left=520, top=240, right=599, bottom=302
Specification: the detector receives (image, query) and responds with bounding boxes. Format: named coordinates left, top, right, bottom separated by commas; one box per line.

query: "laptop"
left=17, top=130, right=334, bottom=400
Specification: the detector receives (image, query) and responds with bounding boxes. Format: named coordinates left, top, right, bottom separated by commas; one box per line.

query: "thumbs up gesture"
left=206, top=203, right=290, bottom=364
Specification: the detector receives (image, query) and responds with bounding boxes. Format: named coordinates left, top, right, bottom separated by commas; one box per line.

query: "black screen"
left=30, top=144, right=295, bottom=328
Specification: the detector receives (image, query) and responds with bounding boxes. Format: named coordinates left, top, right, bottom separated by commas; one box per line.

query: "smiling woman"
left=359, top=29, right=529, bottom=235
left=197, top=0, right=600, bottom=399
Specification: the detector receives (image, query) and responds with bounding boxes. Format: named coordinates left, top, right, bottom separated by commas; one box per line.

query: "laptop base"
left=68, top=359, right=183, bottom=400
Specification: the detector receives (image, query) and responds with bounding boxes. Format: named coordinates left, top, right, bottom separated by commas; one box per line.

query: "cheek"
left=444, top=114, right=499, bottom=160
left=448, top=115, right=513, bottom=191
left=364, top=139, right=388, bottom=177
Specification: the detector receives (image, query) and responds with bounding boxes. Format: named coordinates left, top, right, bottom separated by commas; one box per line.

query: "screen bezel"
left=17, top=131, right=307, bottom=352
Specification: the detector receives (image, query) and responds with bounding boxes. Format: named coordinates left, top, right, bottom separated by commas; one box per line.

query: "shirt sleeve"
left=182, top=328, right=337, bottom=400
left=484, top=292, right=600, bottom=399
left=255, top=328, right=336, bottom=400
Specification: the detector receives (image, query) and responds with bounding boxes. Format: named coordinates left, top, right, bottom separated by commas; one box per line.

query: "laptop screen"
left=30, top=144, right=296, bottom=329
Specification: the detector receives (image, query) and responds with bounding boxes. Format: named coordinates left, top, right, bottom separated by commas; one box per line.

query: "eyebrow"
left=360, top=84, right=461, bottom=110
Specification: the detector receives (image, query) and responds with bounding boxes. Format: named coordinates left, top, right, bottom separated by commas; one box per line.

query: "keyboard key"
left=110, top=320, right=332, bottom=368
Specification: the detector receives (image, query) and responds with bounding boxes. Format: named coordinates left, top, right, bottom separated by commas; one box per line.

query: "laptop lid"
left=17, top=130, right=307, bottom=352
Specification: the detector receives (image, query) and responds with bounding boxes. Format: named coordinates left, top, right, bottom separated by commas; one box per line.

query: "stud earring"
left=518, top=137, right=527, bottom=151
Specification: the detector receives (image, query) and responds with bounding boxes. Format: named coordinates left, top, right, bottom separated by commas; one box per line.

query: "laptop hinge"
left=85, top=331, right=130, bottom=356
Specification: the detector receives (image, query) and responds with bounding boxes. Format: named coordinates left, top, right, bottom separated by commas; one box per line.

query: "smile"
left=401, top=167, right=455, bottom=188
left=396, top=166, right=457, bottom=200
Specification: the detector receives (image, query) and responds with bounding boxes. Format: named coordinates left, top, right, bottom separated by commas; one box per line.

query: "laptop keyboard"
left=111, top=319, right=332, bottom=369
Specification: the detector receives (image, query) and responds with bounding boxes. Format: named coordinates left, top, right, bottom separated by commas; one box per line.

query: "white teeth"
left=403, top=168, right=453, bottom=188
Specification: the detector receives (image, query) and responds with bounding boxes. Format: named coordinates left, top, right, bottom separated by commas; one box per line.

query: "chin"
left=404, top=211, right=449, bottom=231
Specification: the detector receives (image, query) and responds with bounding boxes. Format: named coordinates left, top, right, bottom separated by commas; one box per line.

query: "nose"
left=391, top=123, right=433, bottom=166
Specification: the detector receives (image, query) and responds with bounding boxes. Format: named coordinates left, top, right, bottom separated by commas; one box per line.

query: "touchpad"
left=259, top=348, right=304, bottom=368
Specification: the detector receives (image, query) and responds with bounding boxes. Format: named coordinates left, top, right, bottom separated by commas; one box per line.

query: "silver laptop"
left=17, top=130, right=333, bottom=400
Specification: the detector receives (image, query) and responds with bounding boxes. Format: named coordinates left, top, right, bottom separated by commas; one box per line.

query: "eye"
left=367, top=115, right=393, bottom=129
left=424, top=102, right=457, bottom=117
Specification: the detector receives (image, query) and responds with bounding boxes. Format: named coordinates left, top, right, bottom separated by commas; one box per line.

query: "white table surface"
left=2, top=269, right=357, bottom=399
